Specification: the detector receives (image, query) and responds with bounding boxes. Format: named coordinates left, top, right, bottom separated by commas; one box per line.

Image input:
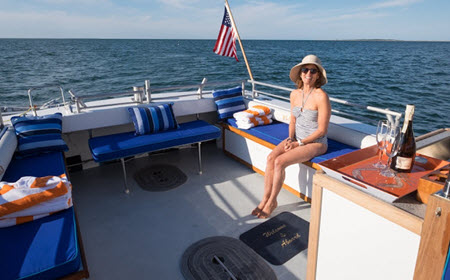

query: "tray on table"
left=318, top=145, right=450, bottom=203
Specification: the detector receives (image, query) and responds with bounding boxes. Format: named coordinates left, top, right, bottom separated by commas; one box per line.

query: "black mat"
left=181, top=236, right=277, bottom=280
left=239, top=211, right=309, bottom=265
left=134, top=164, right=187, bottom=191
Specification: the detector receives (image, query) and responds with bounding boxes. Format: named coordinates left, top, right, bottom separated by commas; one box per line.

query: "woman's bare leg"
left=252, top=140, right=288, bottom=215
left=258, top=143, right=327, bottom=218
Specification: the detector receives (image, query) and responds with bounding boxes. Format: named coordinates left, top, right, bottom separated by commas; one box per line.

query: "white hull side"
left=316, top=188, right=420, bottom=280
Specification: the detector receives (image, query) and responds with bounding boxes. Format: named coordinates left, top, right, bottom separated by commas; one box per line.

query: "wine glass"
left=373, top=120, right=388, bottom=169
left=381, top=124, right=401, bottom=178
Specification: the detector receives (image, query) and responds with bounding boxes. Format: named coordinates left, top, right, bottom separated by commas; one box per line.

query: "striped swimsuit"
left=292, top=106, right=328, bottom=146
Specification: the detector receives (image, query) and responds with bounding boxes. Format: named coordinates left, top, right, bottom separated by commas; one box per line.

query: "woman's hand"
left=284, top=138, right=299, bottom=152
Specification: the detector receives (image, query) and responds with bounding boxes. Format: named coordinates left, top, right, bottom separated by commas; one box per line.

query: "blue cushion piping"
left=226, top=118, right=359, bottom=163
left=89, top=120, right=221, bottom=162
left=17, top=208, right=80, bottom=280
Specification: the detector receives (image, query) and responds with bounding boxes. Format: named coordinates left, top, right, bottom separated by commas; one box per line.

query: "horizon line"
left=1, top=37, right=450, bottom=42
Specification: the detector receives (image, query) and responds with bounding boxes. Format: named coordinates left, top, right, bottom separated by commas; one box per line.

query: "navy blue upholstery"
left=89, top=120, right=221, bottom=162
left=0, top=151, right=83, bottom=280
left=11, top=113, right=68, bottom=156
left=444, top=247, right=450, bottom=280
left=212, top=86, right=246, bottom=120
left=127, top=103, right=179, bottom=135
left=0, top=207, right=81, bottom=280
left=227, top=118, right=289, bottom=145
left=226, top=118, right=358, bottom=163
left=2, top=152, right=66, bottom=182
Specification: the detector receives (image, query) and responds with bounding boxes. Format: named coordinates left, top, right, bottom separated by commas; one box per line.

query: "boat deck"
left=71, top=141, right=311, bottom=280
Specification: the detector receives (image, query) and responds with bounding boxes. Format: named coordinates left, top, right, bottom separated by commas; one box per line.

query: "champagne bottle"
left=390, top=104, right=416, bottom=172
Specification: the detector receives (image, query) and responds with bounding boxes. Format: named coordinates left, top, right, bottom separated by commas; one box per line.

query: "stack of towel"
left=233, top=105, right=273, bottom=129
left=0, top=175, right=72, bottom=227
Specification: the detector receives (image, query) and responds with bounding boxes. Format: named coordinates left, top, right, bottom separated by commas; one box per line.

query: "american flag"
left=213, top=7, right=239, bottom=61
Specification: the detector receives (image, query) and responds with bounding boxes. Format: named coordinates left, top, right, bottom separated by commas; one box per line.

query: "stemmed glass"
left=380, top=124, right=401, bottom=178
left=373, top=120, right=388, bottom=169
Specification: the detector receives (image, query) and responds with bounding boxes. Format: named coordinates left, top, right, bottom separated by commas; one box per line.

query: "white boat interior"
left=1, top=79, right=449, bottom=280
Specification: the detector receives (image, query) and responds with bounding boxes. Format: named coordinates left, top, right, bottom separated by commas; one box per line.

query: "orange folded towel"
left=236, top=115, right=273, bottom=129
left=233, top=105, right=272, bottom=120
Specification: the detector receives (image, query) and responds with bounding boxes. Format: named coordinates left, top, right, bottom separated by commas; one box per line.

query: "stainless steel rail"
left=68, top=79, right=246, bottom=113
left=148, top=79, right=246, bottom=93
left=27, top=85, right=67, bottom=116
left=247, top=79, right=402, bottom=126
left=4, top=78, right=402, bottom=128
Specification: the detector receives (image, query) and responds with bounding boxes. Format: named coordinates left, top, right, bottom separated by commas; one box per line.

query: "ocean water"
left=0, top=39, right=449, bottom=135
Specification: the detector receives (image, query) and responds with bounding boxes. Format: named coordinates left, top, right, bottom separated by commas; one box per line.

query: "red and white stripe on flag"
left=213, top=7, right=239, bottom=61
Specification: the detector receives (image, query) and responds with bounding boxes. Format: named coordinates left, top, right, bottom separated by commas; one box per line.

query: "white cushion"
left=0, top=126, right=18, bottom=181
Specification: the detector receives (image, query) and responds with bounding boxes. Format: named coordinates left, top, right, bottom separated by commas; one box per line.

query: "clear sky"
left=1, top=0, right=449, bottom=41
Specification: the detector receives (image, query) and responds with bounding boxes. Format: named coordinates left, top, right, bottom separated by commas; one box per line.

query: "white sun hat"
left=289, top=54, right=327, bottom=86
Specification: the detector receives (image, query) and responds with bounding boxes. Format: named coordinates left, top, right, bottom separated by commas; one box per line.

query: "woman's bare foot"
left=257, top=201, right=278, bottom=219
left=251, top=200, right=268, bottom=216
left=251, top=207, right=262, bottom=216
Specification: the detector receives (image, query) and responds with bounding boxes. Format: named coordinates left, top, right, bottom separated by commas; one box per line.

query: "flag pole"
left=224, top=0, right=254, bottom=81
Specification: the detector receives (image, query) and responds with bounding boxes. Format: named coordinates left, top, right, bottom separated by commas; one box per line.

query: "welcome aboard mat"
left=239, top=212, right=309, bottom=265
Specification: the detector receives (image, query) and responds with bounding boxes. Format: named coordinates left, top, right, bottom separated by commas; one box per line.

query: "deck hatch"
left=181, top=236, right=277, bottom=280
left=134, top=164, right=187, bottom=191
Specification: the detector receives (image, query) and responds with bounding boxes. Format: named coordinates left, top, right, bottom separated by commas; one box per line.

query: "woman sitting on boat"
left=253, top=54, right=331, bottom=218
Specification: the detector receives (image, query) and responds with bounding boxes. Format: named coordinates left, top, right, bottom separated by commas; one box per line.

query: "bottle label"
left=395, top=156, right=413, bottom=170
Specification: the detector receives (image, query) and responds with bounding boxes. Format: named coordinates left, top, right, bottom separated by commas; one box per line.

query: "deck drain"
left=134, top=164, right=187, bottom=191
left=181, top=236, right=277, bottom=280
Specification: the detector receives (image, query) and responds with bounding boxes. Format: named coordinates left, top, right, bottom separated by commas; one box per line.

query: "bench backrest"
left=0, top=127, right=17, bottom=181
left=246, top=100, right=376, bottom=149
left=61, top=98, right=217, bottom=133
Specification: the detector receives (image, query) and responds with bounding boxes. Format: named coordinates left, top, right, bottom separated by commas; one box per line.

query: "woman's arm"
left=283, top=90, right=299, bottom=151
left=300, top=89, right=331, bottom=144
left=289, top=90, right=297, bottom=140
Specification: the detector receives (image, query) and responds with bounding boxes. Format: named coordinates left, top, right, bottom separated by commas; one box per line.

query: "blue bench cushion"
left=213, top=86, right=246, bottom=120
left=11, top=113, right=69, bottom=157
left=89, top=120, right=221, bottom=162
left=2, top=152, right=66, bottom=182
left=128, top=103, right=179, bottom=135
left=226, top=118, right=358, bottom=163
left=0, top=207, right=81, bottom=280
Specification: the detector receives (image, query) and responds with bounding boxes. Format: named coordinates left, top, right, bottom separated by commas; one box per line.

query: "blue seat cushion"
left=2, top=152, right=66, bottom=182
left=227, top=118, right=289, bottom=146
left=89, top=120, right=221, bottom=162
left=0, top=207, right=81, bottom=280
left=127, top=103, right=179, bottom=135
left=212, top=86, right=246, bottom=120
left=11, top=113, right=69, bottom=157
left=226, top=118, right=358, bottom=163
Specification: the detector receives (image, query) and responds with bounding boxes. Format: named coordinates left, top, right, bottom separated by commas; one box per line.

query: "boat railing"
left=68, top=79, right=247, bottom=113
left=4, top=78, right=402, bottom=128
left=68, top=88, right=140, bottom=113
left=247, top=79, right=403, bottom=126
left=0, top=85, right=72, bottom=119
left=148, top=79, right=246, bottom=99
left=27, top=85, right=70, bottom=116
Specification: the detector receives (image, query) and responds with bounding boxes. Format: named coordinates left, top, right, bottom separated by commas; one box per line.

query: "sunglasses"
left=301, top=67, right=318, bottom=74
